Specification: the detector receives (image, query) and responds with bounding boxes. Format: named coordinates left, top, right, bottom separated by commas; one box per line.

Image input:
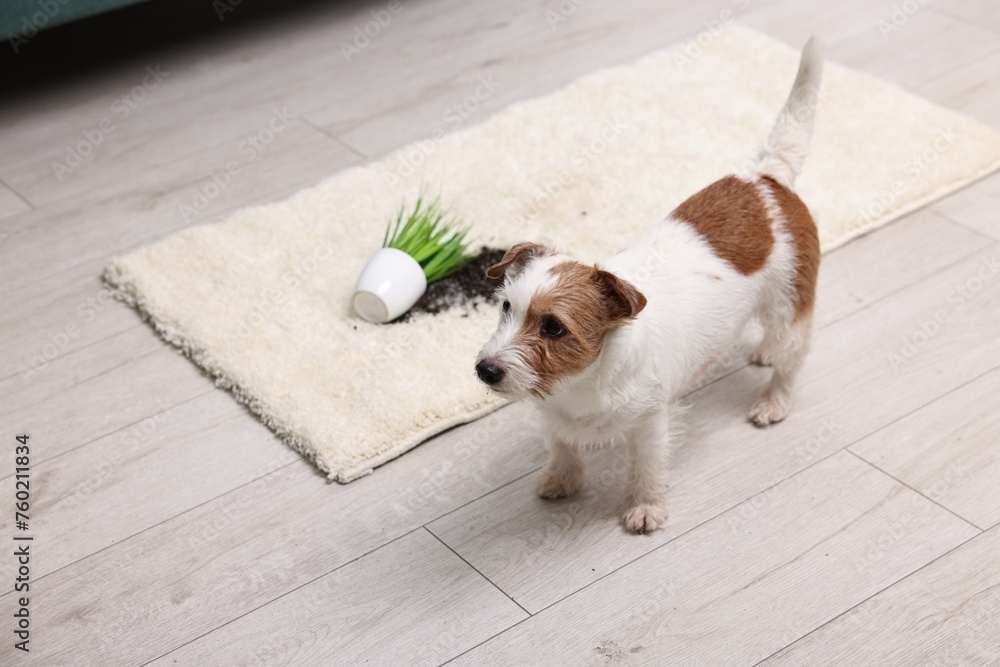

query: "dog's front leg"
left=537, top=439, right=583, bottom=499
left=622, top=409, right=670, bottom=533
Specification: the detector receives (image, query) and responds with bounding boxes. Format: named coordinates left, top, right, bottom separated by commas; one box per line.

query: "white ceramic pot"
left=352, top=248, right=428, bottom=323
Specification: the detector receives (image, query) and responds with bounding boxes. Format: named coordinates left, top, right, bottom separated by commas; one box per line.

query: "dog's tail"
left=755, top=36, right=824, bottom=190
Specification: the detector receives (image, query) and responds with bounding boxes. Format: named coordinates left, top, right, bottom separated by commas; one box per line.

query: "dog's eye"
left=541, top=317, right=564, bottom=338
left=502, top=300, right=510, bottom=313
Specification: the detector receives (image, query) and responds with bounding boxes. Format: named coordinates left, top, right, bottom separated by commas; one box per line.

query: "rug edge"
left=332, top=401, right=508, bottom=483
left=821, top=158, right=1000, bottom=254
left=101, top=24, right=1000, bottom=484
left=101, top=260, right=336, bottom=478
left=102, top=259, right=508, bottom=483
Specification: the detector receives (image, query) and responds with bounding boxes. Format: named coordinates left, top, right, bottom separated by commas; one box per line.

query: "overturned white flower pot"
left=352, top=247, right=428, bottom=323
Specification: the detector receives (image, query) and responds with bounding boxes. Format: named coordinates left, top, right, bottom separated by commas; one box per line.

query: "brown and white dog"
left=475, top=38, right=823, bottom=533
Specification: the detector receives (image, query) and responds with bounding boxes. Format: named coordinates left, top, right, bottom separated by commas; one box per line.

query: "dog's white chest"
left=542, top=391, right=637, bottom=448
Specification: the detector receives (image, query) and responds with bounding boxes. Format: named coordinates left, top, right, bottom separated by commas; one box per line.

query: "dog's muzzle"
left=475, top=361, right=504, bottom=385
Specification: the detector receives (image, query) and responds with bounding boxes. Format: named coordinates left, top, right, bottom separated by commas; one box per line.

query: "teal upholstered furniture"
left=2, top=0, right=147, bottom=38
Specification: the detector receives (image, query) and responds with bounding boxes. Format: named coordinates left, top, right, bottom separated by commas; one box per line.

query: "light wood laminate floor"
left=1, top=0, right=999, bottom=665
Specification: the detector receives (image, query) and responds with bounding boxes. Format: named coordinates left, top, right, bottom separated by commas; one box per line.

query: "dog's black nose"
left=476, top=361, right=504, bottom=385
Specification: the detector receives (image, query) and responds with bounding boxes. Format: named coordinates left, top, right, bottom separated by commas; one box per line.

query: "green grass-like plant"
left=383, top=193, right=476, bottom=283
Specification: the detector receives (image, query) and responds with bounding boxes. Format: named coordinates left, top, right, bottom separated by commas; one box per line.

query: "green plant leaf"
left=380, top=190, right=478, bottom=283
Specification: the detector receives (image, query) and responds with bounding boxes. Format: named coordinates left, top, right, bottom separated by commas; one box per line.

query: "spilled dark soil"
left=391, top=247, right=506, bottom=323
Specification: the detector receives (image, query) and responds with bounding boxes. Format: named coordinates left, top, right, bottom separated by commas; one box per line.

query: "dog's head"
left=475, top=242, right=647, bottom=399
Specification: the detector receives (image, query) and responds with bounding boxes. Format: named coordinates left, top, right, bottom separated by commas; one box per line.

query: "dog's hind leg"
left=750, top=156, right=820, bottom=426
left=748, top=308, right=813, bottom=426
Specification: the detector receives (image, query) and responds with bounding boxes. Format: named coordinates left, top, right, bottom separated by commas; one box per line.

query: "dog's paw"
left=749, top=347, right=771, bottom=366
left=536, top=467, right=580, bottom=499
left=622, top=503, right=667, bottom=534
left=748, top=392, right=790, bottom=426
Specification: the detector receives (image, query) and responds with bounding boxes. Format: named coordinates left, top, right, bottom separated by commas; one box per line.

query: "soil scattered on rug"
left=392, top=247, right=506, bottom=323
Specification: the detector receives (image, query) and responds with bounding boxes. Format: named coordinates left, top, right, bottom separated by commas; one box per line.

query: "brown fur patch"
left=517, top=261, right=645, bottom=396
left=673, top=175, right=774, bottom=275
left=486, top=242, right=551, bottom=279
left=761, top=175, right=820, bottom=320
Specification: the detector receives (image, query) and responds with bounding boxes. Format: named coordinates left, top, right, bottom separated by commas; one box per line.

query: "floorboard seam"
left=424, top=527, right=532, bottom=617
left=932, top=210, right=1000, bottom=244
left=845, top=449, right=986, bottom=532
left=0, top=177, right=35, bottom=211
left=423, top=465, right=542, bottom=527
left=0, top=169, right=362, bottom=299
left=0, top=449, right=300, bottom=595
left=438, top=360, right=1000, bottom=661
left=818, top=235, right=999, bottom=331
left=0, top=321, right=144, bottom=385
left=926, top=7, right=1000, bottom=41
left=10, top=234, right=998, bottom=617
left=137, top=526, right=425, bottom=666
left=0, top=384, right=215, bottom=478
left=749, top=527, right=989, bottom=666
left=438, top=445, right=853, bottom=664
left=299, top=115, right=370, bottom=160
left=687, top=226, right=998, bottom=395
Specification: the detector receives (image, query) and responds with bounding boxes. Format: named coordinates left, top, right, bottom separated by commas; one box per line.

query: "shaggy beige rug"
left=105, top=25, right=1000, bottom=482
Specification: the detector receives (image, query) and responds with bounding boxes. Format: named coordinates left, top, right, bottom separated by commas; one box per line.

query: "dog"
left=475, top=38, right=823, bottom=533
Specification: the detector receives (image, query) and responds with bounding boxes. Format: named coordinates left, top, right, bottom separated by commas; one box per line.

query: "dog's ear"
left=593, top=269, right=647, bottom=320
left=486, top=242, right=552, bottom=280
